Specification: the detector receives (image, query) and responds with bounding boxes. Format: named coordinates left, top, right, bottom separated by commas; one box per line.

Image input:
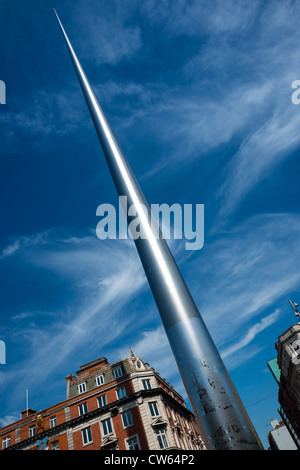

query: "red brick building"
left=0, top=351, right=205, bottom=451
left=274, top=322, right=300, bottom=448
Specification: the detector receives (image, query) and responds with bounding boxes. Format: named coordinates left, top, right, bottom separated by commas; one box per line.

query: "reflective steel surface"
left=54, top=10, right=263, bottom=450
left=166, top=317, right=262, bottom=449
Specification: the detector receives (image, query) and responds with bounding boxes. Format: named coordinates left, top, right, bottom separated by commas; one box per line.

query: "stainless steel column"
left=54, top=10, right=262, bottom=450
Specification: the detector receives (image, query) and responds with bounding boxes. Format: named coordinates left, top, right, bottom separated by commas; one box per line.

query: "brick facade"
left=0, top=352, right=205, bottom=451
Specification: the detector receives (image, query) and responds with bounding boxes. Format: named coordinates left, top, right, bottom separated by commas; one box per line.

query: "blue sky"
left=1, top=0, right=300, bottom=449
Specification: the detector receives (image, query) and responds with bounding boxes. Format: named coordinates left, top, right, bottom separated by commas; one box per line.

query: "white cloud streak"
left=216, top=93, right=300, bottom=221
left=221, top=309, right=280, bottom=359
left=73, top=0, right=142, bottom=65
left=143, top=0, right=258, bottom=36
left=185, top=212, right=300, bottom=351
left=0, top=231, right=148, bottom=407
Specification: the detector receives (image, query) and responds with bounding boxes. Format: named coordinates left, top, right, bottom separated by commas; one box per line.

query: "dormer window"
left=78, top=382, right=87, bottom=394
left=113, top=366, right=123, bottom=379
left=95, top=374, right=104, bottom=386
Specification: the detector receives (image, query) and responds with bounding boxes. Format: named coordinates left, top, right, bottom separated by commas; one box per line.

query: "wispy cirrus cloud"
left=0, top=230, right=148, bottom=409
left=221, top=309, right=280, bottom=360
left=0, top=240, right=21, bottom=260
left=216, top=91, right=300, bottom=222
left=71, top=0, right=142, bottom=65
left=0, top=87, right=87, bottom=141
left=3, top=0, right=299, bottom=206
left=0, top=230, right=53, bottom=259
left=4, top=210, right=297, bottom=411
left=183, top=212, right=300, bottom=355
left=143, top=0, right=258, bottom=37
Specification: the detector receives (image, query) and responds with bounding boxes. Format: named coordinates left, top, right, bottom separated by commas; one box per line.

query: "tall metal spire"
left=54, top=10, right=262, bottom=450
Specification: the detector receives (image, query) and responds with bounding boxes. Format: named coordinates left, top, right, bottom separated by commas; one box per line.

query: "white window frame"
left=121, top=410, right=133, bottom=429
left=142, top=378, right=152, bottom=390
left=50, top=415, right=57, bottom=428
left=101, top=417, right=113, bottom=436
left=97, top=394, right=107, bottom=407
left=113, top=366, right=123, bottom=379
left=149, top=401, right=160, bottom=417
left=78, top=402, right=88, bottom=416
left=156, top=428, right=169, bottom=449
left=2, top=435, right=10, bottom=449
left=116, top=386, right=126, bottom=400
left=78, top=382, right=87, bottom=394
left=126, top=434, right=141, bottom=450
left=82, top=426, right=93, bottom=446
left=29, top=425, right=36, bottom=437
left=95, top=374, right=104, bottom=386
